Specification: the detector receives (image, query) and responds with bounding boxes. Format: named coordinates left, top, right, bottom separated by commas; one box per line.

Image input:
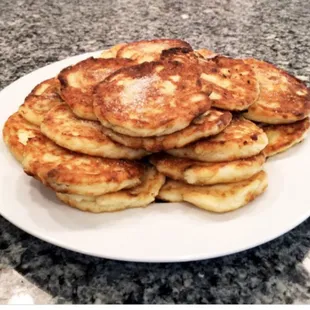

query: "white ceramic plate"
left=1, top=51, right=310, bottom=263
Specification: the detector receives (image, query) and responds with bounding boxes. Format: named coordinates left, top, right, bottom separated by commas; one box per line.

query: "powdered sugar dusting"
left=120, top=75, right=156, bottom=110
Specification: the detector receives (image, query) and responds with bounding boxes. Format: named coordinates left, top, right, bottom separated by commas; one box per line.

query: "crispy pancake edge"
left=157, top=170, right=268, bottom=213
left=243, top=58, right=310, bottom=124
left=40, top=103, right=149, bottom=159
left=56, top=166, right=166, bottom=213
left=150, top=152, right=266, bottom=185
left=3, top=112, right=41, bottom=163
left=101, top=109, right=231, bottom=152
left=116, top=39, right=193, bottom=63
left=263, top=117, right=310, bottom=157
left=167, top=117, right=269, bottom=162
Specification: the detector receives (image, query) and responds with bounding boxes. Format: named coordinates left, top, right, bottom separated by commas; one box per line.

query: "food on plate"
left=116, top=38, right=192, bottom=63
left=262, top=117, right=310, bottom=157
left=4, top=113, right=144, bottom=197
left=167, top=117, right=268, bottom=162
left=101, top=109, right=231, bottom=152
left=3, top=38, right=309, bottom=214
left=40, top=103, right=148, bottom=159
left=200, top=56, right=259, bottom=111
left=157, top=171, right=268, bottom=213
left=18, top=78, right=63, bottom=126
left=56, top=166, right=165, bottom=213
left=3, top=112, right=41, bottom=163
left=150, top=153, right=265, bottom=185
left=58, top=57, right=135, bottom=120
left=93, top=57, right=210, bottom=137
left=22, top=133, right=144, bottom=196
left=243, top=58, right=310, bottom=124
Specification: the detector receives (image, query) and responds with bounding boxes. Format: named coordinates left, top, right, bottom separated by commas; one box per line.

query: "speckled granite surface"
left=1, top=0, right=310, bottom=304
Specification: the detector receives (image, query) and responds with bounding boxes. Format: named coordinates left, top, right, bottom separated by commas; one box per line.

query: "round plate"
left=1, top=51, right=310, bottom=263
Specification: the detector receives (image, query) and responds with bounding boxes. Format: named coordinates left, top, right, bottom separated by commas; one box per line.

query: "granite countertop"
left=1, top=0, right=310, bottom=304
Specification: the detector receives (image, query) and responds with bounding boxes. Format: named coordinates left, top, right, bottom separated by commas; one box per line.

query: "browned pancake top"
left=41, top=104, right=148, bottom=159
left=243, top=58, right=310, bottom=123
left=22, top=132, right=144, bottom=196
left=19, top=77, right=63, bottom=126
left=58, top=57, right=135, bottom=120
left=94, top=58, right=211, bottom=137
left=3, top=112, right=41, bottom=163
left=30, top=77, right=61, bottom=96
left=167, top=117, right=268, bottom=162
left=200, top=56, right=259, bottom=111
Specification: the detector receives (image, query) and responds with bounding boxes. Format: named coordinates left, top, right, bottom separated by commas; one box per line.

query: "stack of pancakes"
left=3, top=39, right=310, bottom=213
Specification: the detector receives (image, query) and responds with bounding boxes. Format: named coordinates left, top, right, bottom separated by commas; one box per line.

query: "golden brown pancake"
left=5, top=111, right=142, bottom=196
left=56, top=166, right=166, bottom=213
left=2, top=112, right=41, bottom=163
left=27, top=77, right=60, bottom=96
left=19, top=78, right=63, bottom=126
left=58, top=57, right=135, bottom=120
left=40, top=104, right=148, bottom=159
left=168, top=117, right=268, bottom=162
left=243, top=58, right=310, bottom=124
left=94, top=59, right=211, bottom=137
left=99, top=43, right=127, bottom=59
left=116, top=39, right=192, bottom=64
left=157, top=170, right=268, bottom=213
left=101, top=109, right=231, bottom=152
left=150, top=153, right=265, bottom=185
left=262, top=117, right=310, bottom=157
left=22, top=133, right=144, bottom=196
left=200, top=56, right=259, bottom=111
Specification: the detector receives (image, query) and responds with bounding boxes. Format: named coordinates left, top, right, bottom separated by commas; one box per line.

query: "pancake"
left=99, top=43, right=127, bottom=59
left=243, top=58, right=310, bottom=124
left=158, top=170, right=268, bottom=213
left=56, top=166, right=166, bottom=213
left=40, top=104, right=148, bottom=159
left=20, top=131, right=144, bottom=196
left=262, top=117, right=310, bottom=157
left=167, top=117, right=268, bottom=162
left=195, top=49, right=217, bottom=59
left=19, top=78, right=63, bottom=126
left=58, top=57, right=135, bottom=120
left=2, top=112, right=41, bottom=163
left=200, top=56, right=259, bottom=111
left=116, top=39, right=192, bottom=64
left=94, top=59, right=211, bottom=137
left=27, top=77, right=60, bottom=96
left=150, top=153, right=265, bottom=185
left=101, top=109, right=232, bottom=152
